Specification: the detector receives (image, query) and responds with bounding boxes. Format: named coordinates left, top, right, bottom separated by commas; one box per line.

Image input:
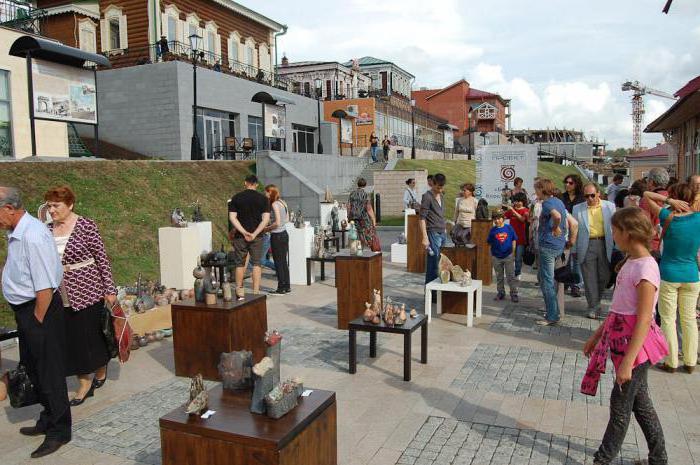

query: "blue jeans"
left=538, top=247, right=562, bottom=322
left=425, top=231, right=447, bottom=284
left=370, top=146, right=379, bottom=162
left=514, top=244, right=525, bottom=276
left=570, top=253, right=583, bottom=289
left=247, top=233, right=276, bottom=272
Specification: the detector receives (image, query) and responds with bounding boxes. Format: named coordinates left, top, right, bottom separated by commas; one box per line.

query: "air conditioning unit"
left=346, top=105, right=359, bottom=116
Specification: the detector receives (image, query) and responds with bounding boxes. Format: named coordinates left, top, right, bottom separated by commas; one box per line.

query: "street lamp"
left=467, top=110, right=472, bottom=160
left=315, top=78, right=324, bottom=154
left=480, top=131, right=488, bottom=146
left=410, top=99, right=416, bottom=159
left=189, top=33, right=204, bottom=160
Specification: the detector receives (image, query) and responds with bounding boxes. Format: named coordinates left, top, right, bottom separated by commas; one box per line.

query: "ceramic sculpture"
left=250, top=357, right=275, bottom=414
left=341, top=219, right=348, bottom=230
left=398, top=232, right=407, bottom=245
left=331, top=206, right=339, bottom=231
left=440, top=270, right=450, bottom=284
left=265, top=380, right=302, bottom=419
left=170, top=208, right=187, bottom=227
left=218, top=351, right=253, bottom=390
left=185, top=374, right=208, bottom=415
left=265, top=330, right=282, bottom=385
left=294, top=208, right=304, bottom=229
left=193, top=258, right=206, bottom=303
left=451, top=265, right=465, bottom=282
left=410, top=308, right=418, bottom=318
left=323, top=186, right=334, bottom=203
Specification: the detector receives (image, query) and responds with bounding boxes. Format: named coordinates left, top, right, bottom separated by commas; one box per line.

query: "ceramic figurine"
left=251, top=357, right=275, bottom=414
left=371, top=289, right=382, bottom=315
left=235, top=286, right=245, bottom=301
left=440, top=270, right=450, bottom=284
left=294, top=208, right=304, bottom=229
left=170, top=208, right=187, bottom=227
left=410, top=308, right=418, bottom=318
left=372, top=314, right=381, bottom=325
left=222, top=279, right=233, bottom=302
left=323, top=186, right=334, bottom=203
left=363, top=302, right=374, bottom=322
left=341, top=219, right=348, bottom=230
left=384, top=305, right=394, bottom=326
left=218, top=351, right=253, bottom=391
left=193, top=258, right=206, bottom=303
left=398, top=232, right=407, bottom=245
left=331, top=206, right=339, bottom=231
left=399, top=304, right=407, bottom=324
left=265, top=330, right=282, bottom=385
left=185, top=374, right=208, bottom=416
left=314, top=232, right=325, bottom=258
left=438, top=254, right=454, bottom=275
left=191, top=201, right=204, bottom=222
left=451, top=265, right=465, bottom=282
left=355, top=242, right=363, bottom=256
left=204, top=270, right=218, bottom=305
left=464, top=269, right=472, bottom=287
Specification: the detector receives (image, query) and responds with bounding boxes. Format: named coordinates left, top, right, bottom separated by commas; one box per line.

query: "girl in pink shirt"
left=582, top=207, right=668, bottom=465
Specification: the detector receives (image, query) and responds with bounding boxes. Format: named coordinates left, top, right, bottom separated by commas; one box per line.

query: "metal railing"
left=0, top=0, right=45, bottom=33
left=104, top=40, right=295, bottom=92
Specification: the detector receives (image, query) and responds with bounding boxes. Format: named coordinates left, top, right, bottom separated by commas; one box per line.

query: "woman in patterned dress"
left=44, top=186, right=117, bottom=406
left=346, top=178, right=379, bottom=250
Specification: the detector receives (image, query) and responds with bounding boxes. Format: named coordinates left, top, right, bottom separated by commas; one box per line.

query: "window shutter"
left=161, top=13, right=168, bottom=39
left=100, top=19, right=109, bottom=51
left=119, top=15, right=128, bottom=49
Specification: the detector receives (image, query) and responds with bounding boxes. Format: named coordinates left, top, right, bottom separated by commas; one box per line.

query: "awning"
left=645, top=91, right=700, bottom=132
left=438, top=123, right=459, bottom=131
left=331, top=109, right=353, bottom=119
left=251, top=91, right=296, bottom=105
left=9, top=35, right=111, bottom=68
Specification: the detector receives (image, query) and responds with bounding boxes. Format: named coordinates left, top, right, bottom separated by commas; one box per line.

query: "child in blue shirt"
left=488, top=211, right=519, bottom=301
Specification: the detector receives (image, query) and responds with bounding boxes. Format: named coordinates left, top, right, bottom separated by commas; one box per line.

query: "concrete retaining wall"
left=373, top=169, right=428, bottom=217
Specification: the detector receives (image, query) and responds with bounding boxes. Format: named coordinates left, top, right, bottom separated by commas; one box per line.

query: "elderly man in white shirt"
left=0, top=186, right=71, bottom=459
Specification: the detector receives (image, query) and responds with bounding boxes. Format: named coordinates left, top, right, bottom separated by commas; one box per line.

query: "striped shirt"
left=2, top=212, right=63, bottom=305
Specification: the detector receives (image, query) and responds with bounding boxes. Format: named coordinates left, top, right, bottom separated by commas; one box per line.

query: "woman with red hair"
left=44, top=185, right=116, bottom=405
left=264, top=185, right=291, bottom=294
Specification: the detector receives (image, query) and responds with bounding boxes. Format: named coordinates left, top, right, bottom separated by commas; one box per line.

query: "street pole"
left=190, top=55, right=202, bottom=160
left=410, top=104, right=416, bottom=159
left=316, top=94, right=323, bottom=154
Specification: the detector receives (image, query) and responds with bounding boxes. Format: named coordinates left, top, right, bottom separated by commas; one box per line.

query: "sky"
left=248, top=0, right=699, bottom=150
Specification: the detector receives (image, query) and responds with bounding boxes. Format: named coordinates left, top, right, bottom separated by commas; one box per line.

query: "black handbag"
left=522, top=246, right=536, bottom=266
left=554, top=255, right=581, bottom=285
left=7, top=364, right=39, bottom=409
left=101, top=304, right=118, bottom=359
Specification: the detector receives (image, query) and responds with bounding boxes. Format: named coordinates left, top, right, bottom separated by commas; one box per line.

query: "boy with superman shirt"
left=488, top=211, right=519, bottom=302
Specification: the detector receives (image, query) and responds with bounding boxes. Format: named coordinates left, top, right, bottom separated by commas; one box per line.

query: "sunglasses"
left=584, top=194, right=597, bottom=199
left=565, top=180, right=575, bottom=185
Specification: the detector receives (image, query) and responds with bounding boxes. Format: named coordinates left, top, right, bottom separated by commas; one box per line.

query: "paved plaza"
left=1, top=231, right=699, bottom=464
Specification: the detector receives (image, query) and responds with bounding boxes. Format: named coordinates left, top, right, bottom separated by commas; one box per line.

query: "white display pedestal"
left=320, top=203, right=334, bottom=229
left=186, top=221, right=212, bottom=255
left=404, top=208, right=416, bottom=237
left=287, top=223, right=315, bottom=285
left=158, top=227, right=200, bottom=290
left=337, top=205, right=348, bottom=225
left=391, top=243, right=407, bottom=264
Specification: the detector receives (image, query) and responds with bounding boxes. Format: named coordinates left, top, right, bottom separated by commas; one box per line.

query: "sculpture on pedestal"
left=218, top=351, right=253, bottom=390
left=185, top=374, right=208, bottom=415
left=170, top=208, right=187, bottom=227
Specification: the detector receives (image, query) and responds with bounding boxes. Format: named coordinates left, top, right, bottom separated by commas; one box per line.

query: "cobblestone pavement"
left=450, top=344, right=612, bottom=405
left=489, top=306, right=598, bottom=340
left=396, top=416, right=641, bottom=465
left=72, top=378, right=213, bottom=465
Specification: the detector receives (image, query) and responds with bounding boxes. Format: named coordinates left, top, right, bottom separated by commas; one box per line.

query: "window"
left=244, top=38, right=256, bottom=71
left=204, top=21, right=220, bottom=64
left=228, top=32, right=240, bottom=69
left=258, top=43, right=270, bottom=72
left=100, top=5, right=127, bottom=51
left=162, top=5, right=181, bottom=44
left=248, top=115, right=263, bottom=151
left=0, top=71, right=11, bottom=157
left=167, top=16, right=177, bottom=42
left=477, top=103, right=497, bottom=120
left=293, top=124, right=315, bottom=154
left=78, top=18, right=97, bottom=53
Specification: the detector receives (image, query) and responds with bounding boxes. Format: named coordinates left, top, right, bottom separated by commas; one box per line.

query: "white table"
left=424, top=279, right=483, bottom=327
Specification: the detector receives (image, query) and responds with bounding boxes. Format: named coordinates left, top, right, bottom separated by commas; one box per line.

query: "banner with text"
left=340, top=118, right=353, bottom=143
left=475, top=145, right=537, bottom=204
left=264, top=104, right=286, bottom=138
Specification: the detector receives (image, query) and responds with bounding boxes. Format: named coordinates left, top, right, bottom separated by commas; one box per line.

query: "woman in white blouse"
left=451, top=183, right=477, bottom=245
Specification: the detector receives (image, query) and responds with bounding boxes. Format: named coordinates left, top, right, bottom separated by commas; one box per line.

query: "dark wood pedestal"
left=335, top=251, right=383, bottom=329
left=439, top=246, right=478, bottom=315
left=172, top=296, right=268, bottom=381
left=160, top=386, right=337, bottom=465
left=407, top=214, right=426, bottom=273
left=470, top=219, right=493, bottom=286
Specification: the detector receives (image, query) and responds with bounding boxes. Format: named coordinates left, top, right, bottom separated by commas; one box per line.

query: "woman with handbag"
left=347, top=178, right=380, bottom=251
left=642, top=184, right=700, bottom=374
left=44, top=186, right=117, bottom=405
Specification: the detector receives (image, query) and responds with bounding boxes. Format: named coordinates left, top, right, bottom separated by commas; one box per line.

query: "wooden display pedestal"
left=406, top=214, right=426, bottom=273
left=439, top=246, right=478, bottom=315
left=160, top=386, right=337, bottom=465
left=470, top=219, right=493, bottom=286
left=335, top=251, right=383, bottom=329
left=171, top=296, right=268, bottom=381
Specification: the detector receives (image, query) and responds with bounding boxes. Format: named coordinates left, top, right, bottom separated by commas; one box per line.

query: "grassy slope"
left=394, top=160, right=578, bottom=219
left=0, top=160, right=254, bottom=327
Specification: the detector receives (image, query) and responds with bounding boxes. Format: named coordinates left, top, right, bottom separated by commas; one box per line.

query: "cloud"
left=545, top=82, right=611, bottom=114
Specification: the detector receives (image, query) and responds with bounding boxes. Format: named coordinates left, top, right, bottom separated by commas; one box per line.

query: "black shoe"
left=70, top=384, right=95, bottom=406
left=92, top=369, right=107, bottom=389
left=30, top=437, right=70, bottom=459
left=268, top=289, right=286, bottom=296
left=19, top=426, right=45, bottom=436
left=283, top=288, right=292, bottom=294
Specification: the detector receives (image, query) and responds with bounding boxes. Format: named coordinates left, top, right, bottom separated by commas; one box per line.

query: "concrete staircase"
left=357, top=161, right=387, bottom=192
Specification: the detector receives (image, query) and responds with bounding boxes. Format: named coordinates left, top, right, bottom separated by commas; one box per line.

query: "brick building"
left=412, top=79, right=510, bottom=153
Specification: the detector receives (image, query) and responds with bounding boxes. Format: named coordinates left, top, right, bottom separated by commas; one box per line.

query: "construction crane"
left=621, top=80, right=676, bottom=152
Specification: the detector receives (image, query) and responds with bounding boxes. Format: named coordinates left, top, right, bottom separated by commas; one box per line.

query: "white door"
left=204, top=117, right=222, bottom=159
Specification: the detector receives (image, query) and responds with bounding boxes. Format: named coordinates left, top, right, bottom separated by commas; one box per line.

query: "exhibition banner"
left=444, top=130, right=454, bottom=149
left=475, top=145, right=537, bottom=204
left=340, top=118, right=353, bottom=143
left=32, top=59, right=97, bottom=124
left=264, top=104, right=286, bottom=138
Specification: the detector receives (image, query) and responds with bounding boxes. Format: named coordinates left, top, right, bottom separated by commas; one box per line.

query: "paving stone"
left=394, top=416, right=642, bottom=465
left=450, top=343, right=612, bottom=405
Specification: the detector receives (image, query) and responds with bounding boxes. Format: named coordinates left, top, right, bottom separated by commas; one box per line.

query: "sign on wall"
left=475, top=145, right=537, bottom=204
left=355, top=111, right=373, bottom=126
left=340, top=118, right=353, bottom=143
left=32, top=59, right=96, bottom=124
left=444, top=130, right=454, bottom=149
left=264, top=103, right=286, bottom=138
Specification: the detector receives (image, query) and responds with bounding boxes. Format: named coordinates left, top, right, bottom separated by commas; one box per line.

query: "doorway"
left=204, top=116, right=222, bottom=159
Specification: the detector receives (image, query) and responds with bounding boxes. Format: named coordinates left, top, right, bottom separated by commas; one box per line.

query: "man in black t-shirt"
left=228, top=174, right=271, bottom=295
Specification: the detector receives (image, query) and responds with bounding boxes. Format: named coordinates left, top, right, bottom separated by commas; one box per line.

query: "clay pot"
left=130, top=334, right=141, bottom=350
left=161, top=328, right=173, bottom=337
left=410, top=309, right=418, bottom=318
left=146, top=332, right=156, bottom=342
left=371, top=315, right=380, bottom=325
left=138, top=335, right=149, bottom=347
left=154, top=330, right=165, bottom=341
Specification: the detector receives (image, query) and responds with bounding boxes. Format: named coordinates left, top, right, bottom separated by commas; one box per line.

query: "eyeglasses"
left=584, top=194, right=597, bottom=199
left=565, top=180, right=575, bottom=185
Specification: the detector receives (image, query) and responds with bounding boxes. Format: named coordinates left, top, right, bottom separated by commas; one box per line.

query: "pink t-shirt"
left=610, top=256, right=660, bottom=315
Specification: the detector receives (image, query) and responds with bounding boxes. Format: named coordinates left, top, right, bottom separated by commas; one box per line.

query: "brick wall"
left=373, top=169, right=428, bottom=217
